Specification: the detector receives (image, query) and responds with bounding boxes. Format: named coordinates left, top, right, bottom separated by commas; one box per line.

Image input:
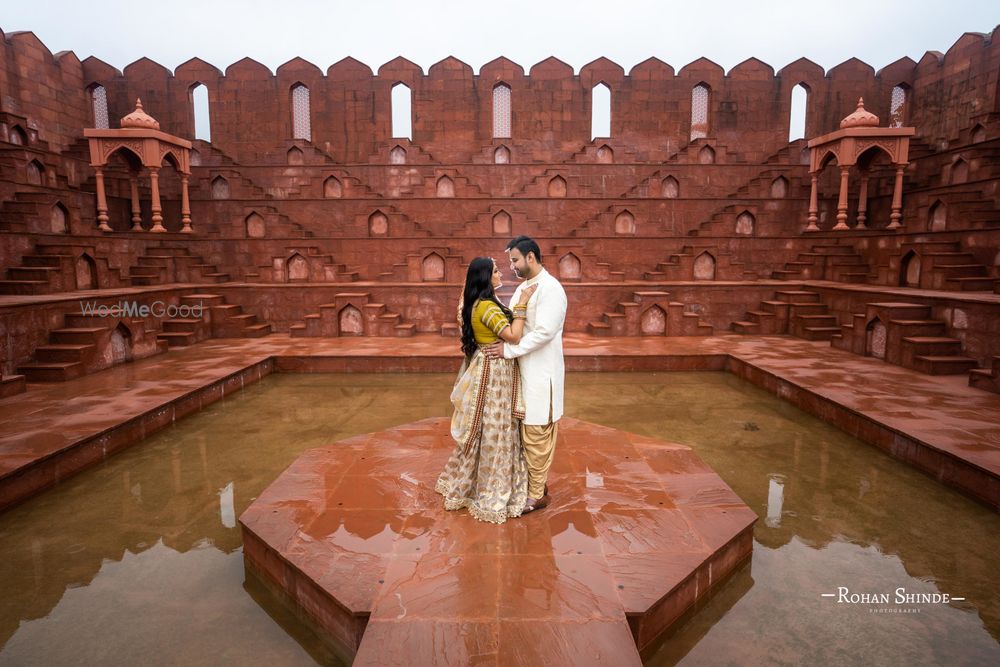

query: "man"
left=485, top=235, right=567, bottom=514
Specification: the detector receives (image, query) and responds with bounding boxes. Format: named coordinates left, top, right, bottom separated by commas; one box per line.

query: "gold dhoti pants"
left=521, top=398, right=558, bottom=499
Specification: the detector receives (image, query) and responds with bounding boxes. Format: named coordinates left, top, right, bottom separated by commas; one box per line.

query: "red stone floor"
left=238, top=416, right=756, bottom=664
left=1, top=332, right=998, bottom=511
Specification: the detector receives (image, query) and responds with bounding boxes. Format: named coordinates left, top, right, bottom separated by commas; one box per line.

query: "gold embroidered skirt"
left=434, top=351, right=528, bottom=524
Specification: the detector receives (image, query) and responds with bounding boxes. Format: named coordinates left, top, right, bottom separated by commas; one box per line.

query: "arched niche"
left=866, top=318, right=887, bottom=359
left=75, top=253, right=98, bottom=290
left=369, top=210, right=388, bottom=236
left=339, top=305, right=364, bottom=335
left=245, top=212, right=266, bottom=238
left=614, top=210, right=636, bottom=235
left=641, top=305, right=666, bottom=335
left=547, top=176, right=567, bottom=198
left=558, top=253, right=581, bottom=280
left=287, top=253, right=309, bottom=281
left=661, top=176, right=679, bottom=198
left=694, top=252, right=716, bottom=280
left=324, top=176, right=343, bottom=198
left=422, top=253, right=445, bottom=281
left=899, top=250, right=921, bottom=287
left=492, top=210, right=511, bottom=235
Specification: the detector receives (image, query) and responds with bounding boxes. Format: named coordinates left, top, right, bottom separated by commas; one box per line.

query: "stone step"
left=34, top=343, right=94, bottom=362
left=900, top=241, right=959, bottom=252
left=243, top=323, right=272, bottom=337
left=17, top=361, right=85, bottom=382
left=923, top=252, right=976, bottom=263
left=902, top=336, right=963, bottom=355
left=810, top=245, right=857, bottom=254
left=587, top=321, right=612, bottom=335
left=62, top=314, right=115, bottom=330
left=838, top=273, right=870, bottom=283
left=50, top=327, right=106, bottom=344
left=163, top=318, right=203, bottom=332
left=731, top=321, right=759, bottom=334
left=937, top=264, right=988, bottom=277
left=7, top=266, right=59, bottom=281
left=148, top=246, right=193, bottom=257
left=129, top=277, right=160, bottom=286
left=889, top=319, right=946, bottom=336
left=394, top=323, right=417, bottom=337
left=22, top=254, right=68, bottom=267
left=181, top=293, right=225, bottom=306
left=775, top=290, right=820, bottom=303
left=801, top=326, right=840, bottom=340
left=869, top=303, right=930, bottom=318
left=912, top=355, right=979, bottom=375
left=946, top=276, right=995, bottom=291
left=788, top=303, right=828, bottom=315
left=0, top=279, right=51, bottom=294
left=157, top=331, right=196, bottom=347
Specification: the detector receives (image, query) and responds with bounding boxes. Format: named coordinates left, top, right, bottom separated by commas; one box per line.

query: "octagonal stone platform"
left=239, top=416, right=757, bottom=665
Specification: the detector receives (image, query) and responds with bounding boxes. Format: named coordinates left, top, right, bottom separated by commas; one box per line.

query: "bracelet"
left=513, top=314, right=527, bottom=320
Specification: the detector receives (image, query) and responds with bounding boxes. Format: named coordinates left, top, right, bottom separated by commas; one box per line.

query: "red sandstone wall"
left=3, top=26, right=998, bottom=162
left=0, top=30, right=91, bottom=152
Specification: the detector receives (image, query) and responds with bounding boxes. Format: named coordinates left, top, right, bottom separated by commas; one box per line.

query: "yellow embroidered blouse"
left=471, top=299, right=510, bottom=345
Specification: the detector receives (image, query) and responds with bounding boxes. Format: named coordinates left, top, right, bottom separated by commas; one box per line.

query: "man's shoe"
left=522, top=494, right=551, bottom=514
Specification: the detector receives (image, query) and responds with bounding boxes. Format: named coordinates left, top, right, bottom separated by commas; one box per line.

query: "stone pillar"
left=856, top=171, right=869, bottom=230
left=833, top=166, right=850, bottom=230
left=888, top=165, right=905, bottom=230
left=180, top=174, right=193, bottom=234
left=129, top=173, right=143, bottom=231
left=149, top=167, right=166, bottom=233
left=94, top=167, right=112, bottom=232
left=805, top=173, right=820, bottom=232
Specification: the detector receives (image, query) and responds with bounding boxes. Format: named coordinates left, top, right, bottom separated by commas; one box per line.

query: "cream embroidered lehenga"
left=434, top=299, right=529, bottom=524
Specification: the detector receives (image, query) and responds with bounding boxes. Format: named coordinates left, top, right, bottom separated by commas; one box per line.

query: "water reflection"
left=765, top=474, right=784, bottom=528
left=565, top=372, right=1000, bottom=666
left=220, top=482, right=236, bottom=529
left=0, top=372, right=997, bottom=666
left=0, top=374, right=452, bottom=666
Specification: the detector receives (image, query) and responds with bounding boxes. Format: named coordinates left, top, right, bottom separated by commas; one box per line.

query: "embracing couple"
left=434, top=235, right=567, bottom=524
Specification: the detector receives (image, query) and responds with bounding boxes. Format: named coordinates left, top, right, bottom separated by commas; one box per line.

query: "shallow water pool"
left=0, top=372, right=996, bottom=666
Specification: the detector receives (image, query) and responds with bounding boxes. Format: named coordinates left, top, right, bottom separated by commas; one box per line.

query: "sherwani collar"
left=522, top=268, right=548, bottom=287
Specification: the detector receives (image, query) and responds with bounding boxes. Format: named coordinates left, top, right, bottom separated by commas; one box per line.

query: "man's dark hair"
left=506, top=235, right=542, bottom=264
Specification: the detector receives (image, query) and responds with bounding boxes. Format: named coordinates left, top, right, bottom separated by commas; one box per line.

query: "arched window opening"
left=291, top=83, right=311, bottom=141
left=690, top=83, right=710, bottom=140
left=889, top=85, right=909, bottom=128
left=493, top=83, right=511, bottom=139
left=392, top=83, right=412, bottom=139
left=789, top=83, right=808, bottom=141
left=90, top=84, right=109, bottom=129
left=591, top=83, right=611, bottom=140
left=191, top=83, right=211, bottom=141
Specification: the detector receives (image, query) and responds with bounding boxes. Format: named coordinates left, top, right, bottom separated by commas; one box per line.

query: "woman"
left=435, top=257, right=537, bottom=523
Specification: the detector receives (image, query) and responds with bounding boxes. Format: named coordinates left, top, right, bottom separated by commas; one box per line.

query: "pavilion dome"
left=840, top=97, right=879, bottom=129
left=121, top=99, right=160, bottom=130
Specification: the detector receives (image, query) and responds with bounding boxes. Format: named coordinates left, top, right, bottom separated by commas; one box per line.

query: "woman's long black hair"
left=461, top=257, right=513, bottom=358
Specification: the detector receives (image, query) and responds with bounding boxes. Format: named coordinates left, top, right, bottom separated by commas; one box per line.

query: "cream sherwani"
left=503, top=268, right=567, bottom=425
